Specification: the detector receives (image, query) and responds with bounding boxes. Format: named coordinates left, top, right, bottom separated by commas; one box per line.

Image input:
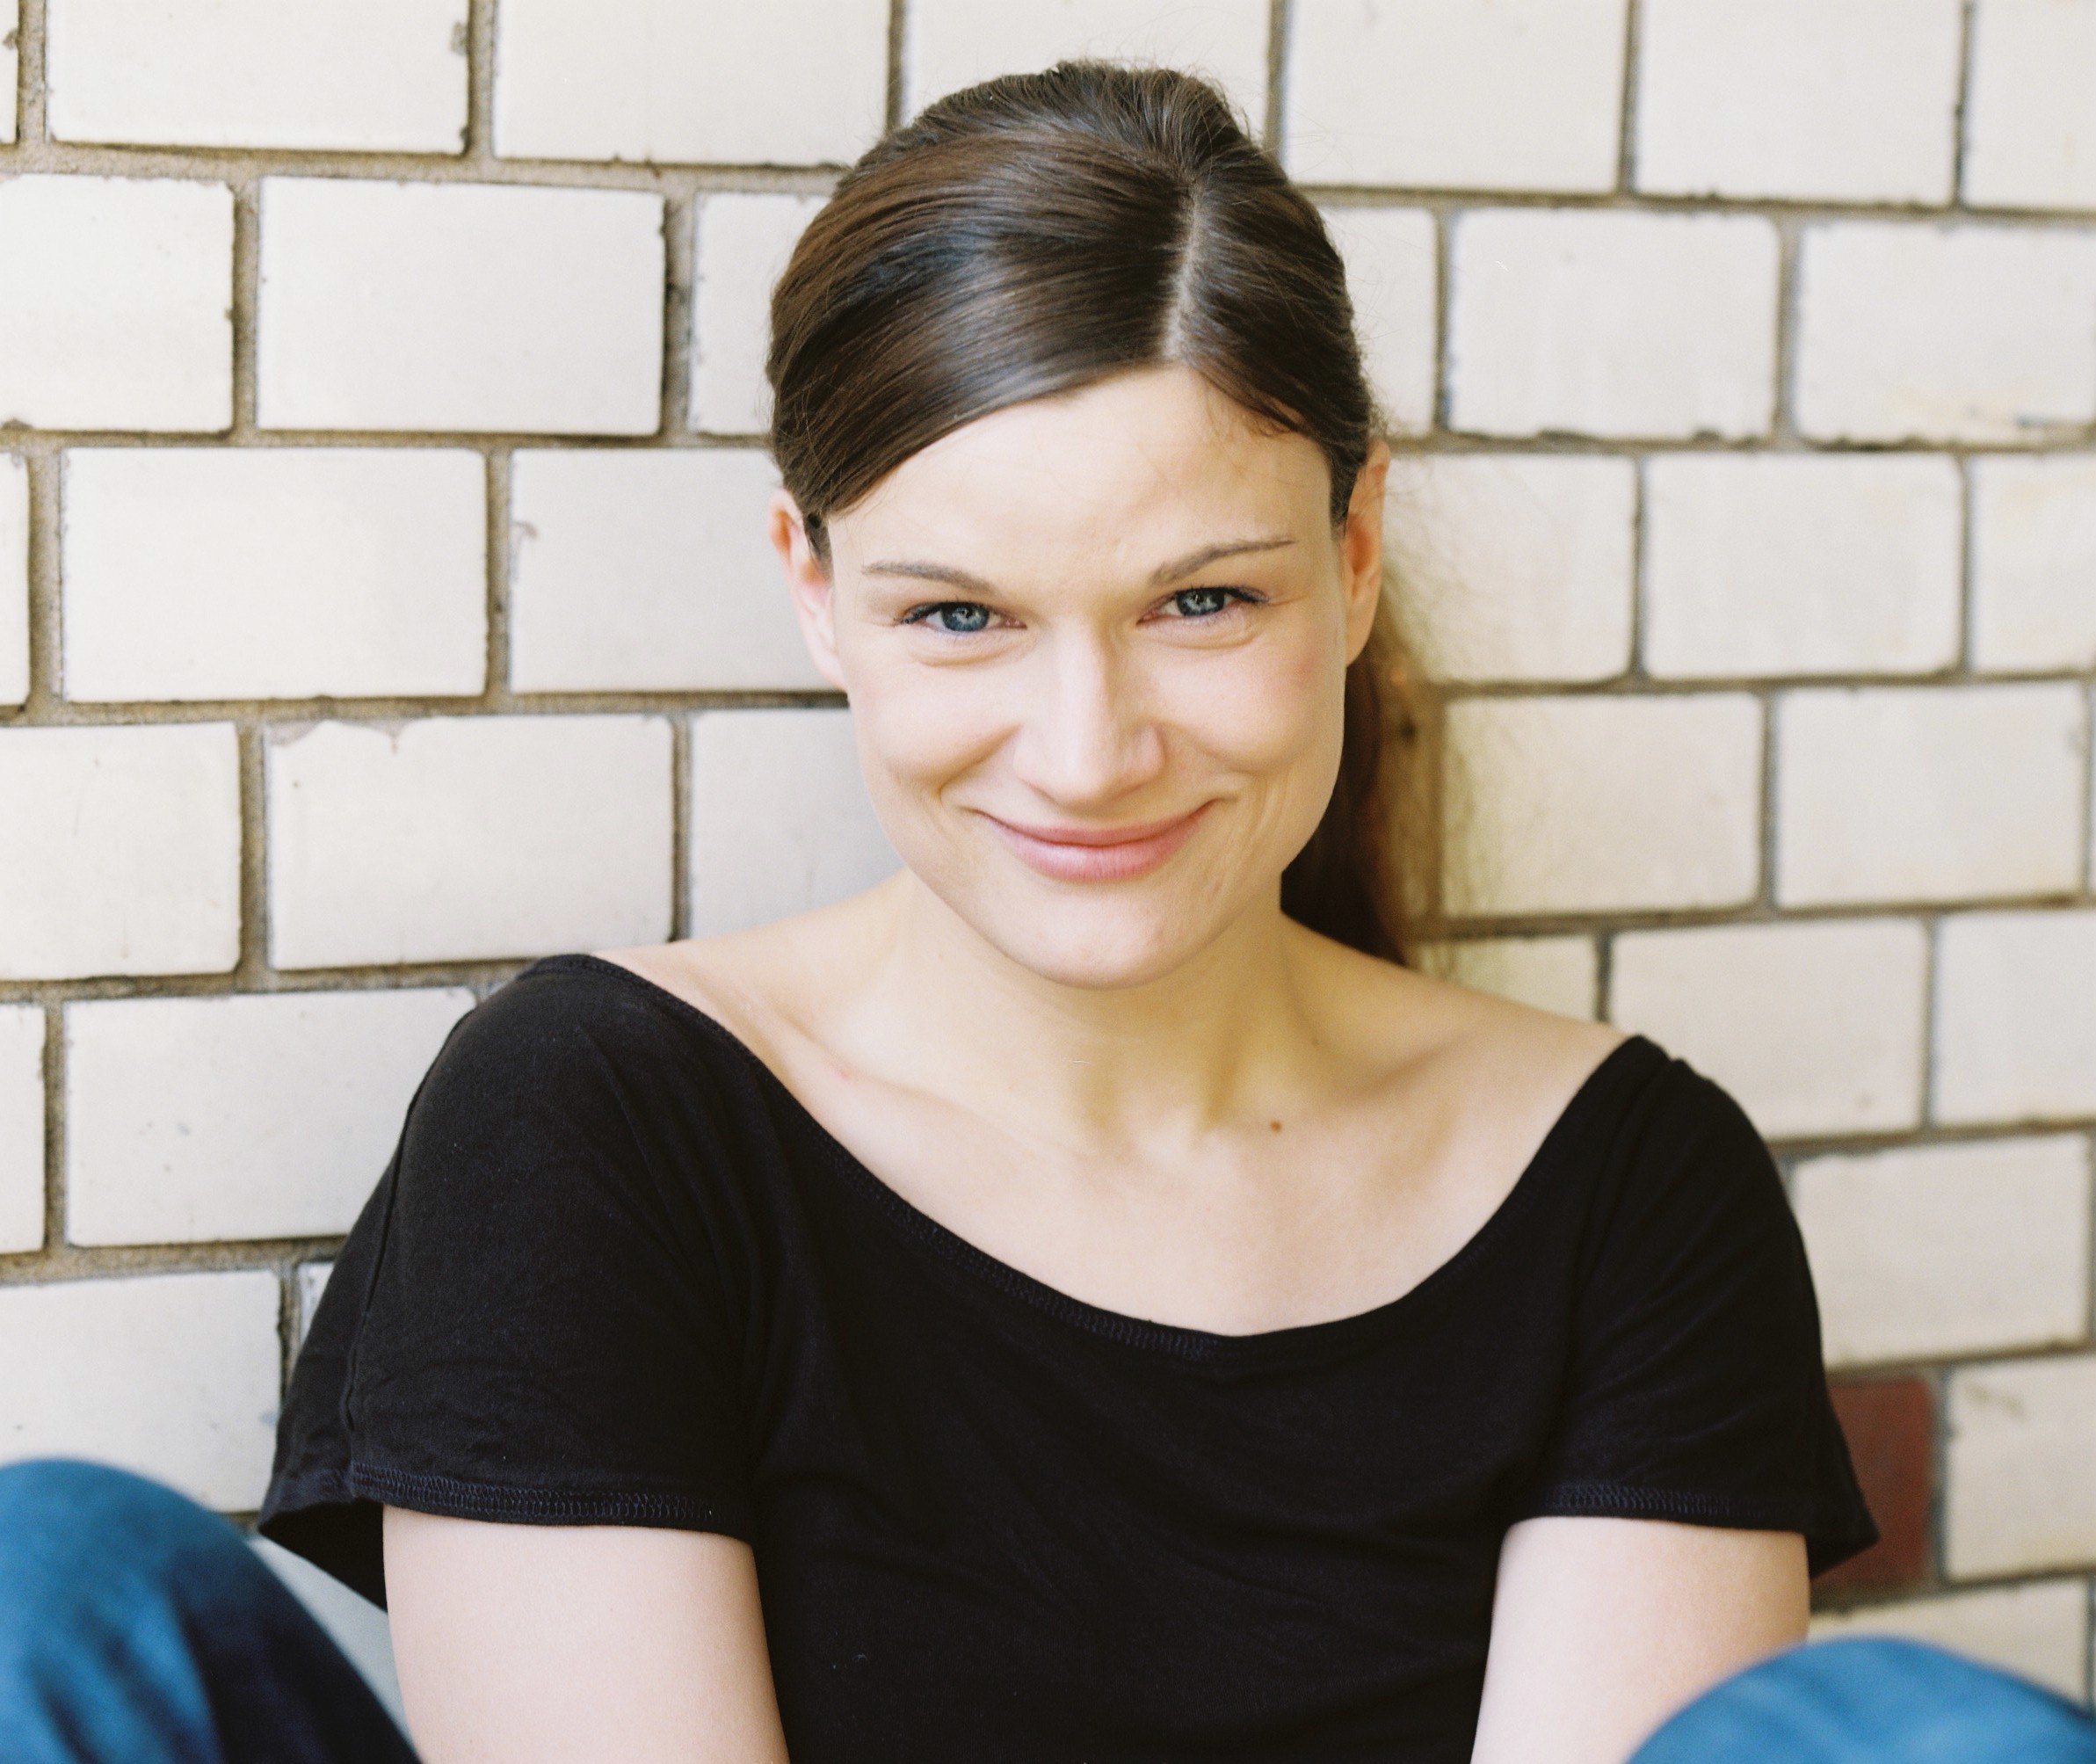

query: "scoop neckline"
left=537, top=952, right=1661, bottom=1366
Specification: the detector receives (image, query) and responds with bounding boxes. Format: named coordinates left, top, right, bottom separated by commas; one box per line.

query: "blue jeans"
left=2, top=1459, right=2091, bottom=1763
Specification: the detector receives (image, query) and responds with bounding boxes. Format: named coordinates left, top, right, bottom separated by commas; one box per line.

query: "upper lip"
left=980, top=807, right=1207, bottom=847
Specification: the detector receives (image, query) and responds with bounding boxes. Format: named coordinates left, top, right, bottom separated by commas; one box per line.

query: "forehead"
left=828, top=365, right=1332, bottom=579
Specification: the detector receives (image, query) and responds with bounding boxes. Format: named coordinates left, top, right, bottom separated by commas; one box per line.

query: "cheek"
left=1165, top=625, right=1347, bottom=788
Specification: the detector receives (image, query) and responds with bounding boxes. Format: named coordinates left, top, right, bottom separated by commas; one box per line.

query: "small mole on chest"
left=1268, top=1120, right=1282, bottom=1132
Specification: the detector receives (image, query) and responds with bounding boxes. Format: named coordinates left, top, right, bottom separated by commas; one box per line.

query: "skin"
left=384, top=363, right=1807, bottom=1764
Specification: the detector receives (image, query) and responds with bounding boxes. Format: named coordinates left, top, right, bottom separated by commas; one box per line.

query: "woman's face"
left=771, top=364, right=1389, bottom=990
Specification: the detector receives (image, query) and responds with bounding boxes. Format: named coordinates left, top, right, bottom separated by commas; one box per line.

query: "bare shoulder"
left=1295, top=929, right=1628, bottom=1172
left=592, top=880, right=903, bottom=1073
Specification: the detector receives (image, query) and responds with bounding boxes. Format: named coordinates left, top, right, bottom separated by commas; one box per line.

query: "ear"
left=768, top=489, right=848, bottom=693
left=1339, top=439, right=1391, bottom=664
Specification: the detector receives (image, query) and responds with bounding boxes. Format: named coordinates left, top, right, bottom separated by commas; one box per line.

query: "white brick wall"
left=0, top=1006, right=44, bottom=1254
left=1795, top=224, right=2096, bottom=444
left=1320, top=207, right=1439, bottom=435
left=510, top=449, right=822, bottom=693
left=689, top=709, right=897, bottom=937
left=1935, top=911, right=2096, bottom=1125
left=1285, top=0, right=1628, bottom=192
left=65, top=989, right=473, bottom=1246
left=1643, top=455, right=1962, bottom=680
left=0, top=177, right=232, bottom=432
left=1970, top=457, right=2096, bottom=672
left=1634, top=0, right=1962, bottom=203
left=1947, top=1354, right=2096, bottom=1578
left=0, top=453, right=25, bottom=706
left=0, top=1271, right=281, bottom=1509
left=691, top=193, right=823, bottom=437
left=1447, top=695, right=1761, bottom=915
left=0, top=724, right=241, bottom=981
left=0, top=0, right=2091, bottom=1670
left=1447, top=211, right=1779, bottom=441
left=62, top=448, right=487, bottom=703
left=1963, top=0, right=2096, bottom=211
left=46, top=0, right=468, bottom=152
left=267, top=716, right=674, bottom=969
left=1795, top=1136, right=2092, bottom=1367
left=495, top=0, right=888, bottom=167
left=1389, top=455, right=1635, bottom=684
left=257, top=180, right=665, bottom=436
left=906, top=0, right=1270, bottom=126
left=1775, top=686, right=2088, bottom=906
left=1609, top=919, right=1927, bottom=1139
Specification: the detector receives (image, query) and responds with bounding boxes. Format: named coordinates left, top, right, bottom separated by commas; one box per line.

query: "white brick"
left=1795, top=1136, right=2092, bottom=1368
left=0, top=0, right=15, bottom=145
left=1447, top=211, right=1779, bottom=441
left=0, top=177, right=232, bottom=432
left=1776, top=686, right=2087, bottom=906
left=47, top=0, right=467, bottom=151
left=1971, top=455, right=2096, bottom=671
left=1321, top=207, right=1438, bottom=433
left=63, top=449, right=486, bottom=703
left=1418, top=937, right=1598, bottom=1020
left=1965, top=0, right=2096, bottom=211
left=509, top=449, right=823, bottom=693
left=1285, top=0, right=1628, bottom=192
left=1811, top=1581, right=2092, bottom=1702
left=268, top=716, right=672, bottom=969
left=496, top=0, right=886, bottom=167
left=0, top=1006, right=42, bottom=1254
left=66, top=989, right=474, bottom=1248
left=1610, top=920, right=1927, bottom=1138
left=257, top=180, right=664, bottom=436
left=689, top=709, right=896, bottom=937
left=296, top=1261, right=334, bottom=1346
left=0, top=724, right=240, bottom=982
left=1795, top=224, right=2096, bottom=444
left=1388, top=455, right=1634, bottom=684
left=1635, top=0, right=1962, bottom=203
left=691, top=193, right=823, bottom=437
left=1643, top=455, right=1963, bottom=679
left=0, top=1271, right=280, bottom=1511
left=906, top=0, right=1270, bottom=128
left=1936, top=911, right=2096, bottom=1125
left=1947, top=1354, right=2096, bottom=1578
left=0, top=454, right=25, bottom=706
left=1447, top=695, right=1760, bottom=916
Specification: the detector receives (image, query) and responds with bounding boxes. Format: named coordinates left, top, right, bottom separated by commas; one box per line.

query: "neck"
left=836, top=874, right=1326, bottom=1153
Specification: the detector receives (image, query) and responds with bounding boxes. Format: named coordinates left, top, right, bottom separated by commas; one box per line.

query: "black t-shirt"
left=261, top=954, right=1874, bottom=1763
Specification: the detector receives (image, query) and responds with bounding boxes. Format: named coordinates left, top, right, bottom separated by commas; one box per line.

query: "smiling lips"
left=981, top=802, right=1214, bottom=882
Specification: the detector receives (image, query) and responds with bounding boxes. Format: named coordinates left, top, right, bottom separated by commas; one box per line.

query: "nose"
left=1007, top=630, right=1165, bottom=812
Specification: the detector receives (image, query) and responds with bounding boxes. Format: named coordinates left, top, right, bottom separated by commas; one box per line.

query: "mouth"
left=977, top=802, right=1214, bottom=883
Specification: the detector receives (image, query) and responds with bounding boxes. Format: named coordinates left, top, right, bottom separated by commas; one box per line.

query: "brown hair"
left=766, top=61, right=1439, bottom=963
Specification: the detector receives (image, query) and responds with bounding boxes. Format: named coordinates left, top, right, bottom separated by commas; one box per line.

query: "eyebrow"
left=861, top=535, right=1298, bottom=596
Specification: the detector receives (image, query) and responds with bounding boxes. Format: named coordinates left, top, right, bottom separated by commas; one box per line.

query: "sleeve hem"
left=343, top=1461, right=753, bottom=1535
left=1514, top=1477, right=1880, bottom=1577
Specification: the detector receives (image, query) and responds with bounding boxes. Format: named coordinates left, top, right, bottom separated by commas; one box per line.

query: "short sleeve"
left=258, top=965, right=758, bottom=1607
left=1514, top=1056, right=1877, bottom=1578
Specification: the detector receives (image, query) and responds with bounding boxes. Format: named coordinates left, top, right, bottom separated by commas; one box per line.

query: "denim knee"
left=0, top=1457, right=251, bottom=1615
left=1634, top=1636, right=2096, bottom=1764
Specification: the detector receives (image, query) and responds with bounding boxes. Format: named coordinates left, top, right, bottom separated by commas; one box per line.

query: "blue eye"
left=908, top=602, right=994, bottom=634
left=1170, top=587, right=1240, bottom=617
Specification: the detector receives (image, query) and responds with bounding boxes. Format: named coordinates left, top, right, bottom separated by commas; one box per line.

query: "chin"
left=961, top=890, right=1241, bottom=991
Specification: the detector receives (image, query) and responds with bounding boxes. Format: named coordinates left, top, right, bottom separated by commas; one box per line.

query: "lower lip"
left=983, top=804, right=1212, bottom=883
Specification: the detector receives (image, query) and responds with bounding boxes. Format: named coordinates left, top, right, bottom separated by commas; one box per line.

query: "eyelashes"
left=899, top=587, right=1265, bottom=635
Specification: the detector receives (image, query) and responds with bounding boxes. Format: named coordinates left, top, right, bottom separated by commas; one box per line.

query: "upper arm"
left=1469, top=1515, right=1808, bottom=1764
left=383, top=1508, right=788, bottom=1764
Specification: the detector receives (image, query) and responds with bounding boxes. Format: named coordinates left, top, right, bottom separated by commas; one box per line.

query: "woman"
left=15, top=59, right=2083, bottom=1764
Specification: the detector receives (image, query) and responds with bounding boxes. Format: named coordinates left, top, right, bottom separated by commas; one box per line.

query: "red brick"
left=1817, top=1377, right=1933, bottom=1594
